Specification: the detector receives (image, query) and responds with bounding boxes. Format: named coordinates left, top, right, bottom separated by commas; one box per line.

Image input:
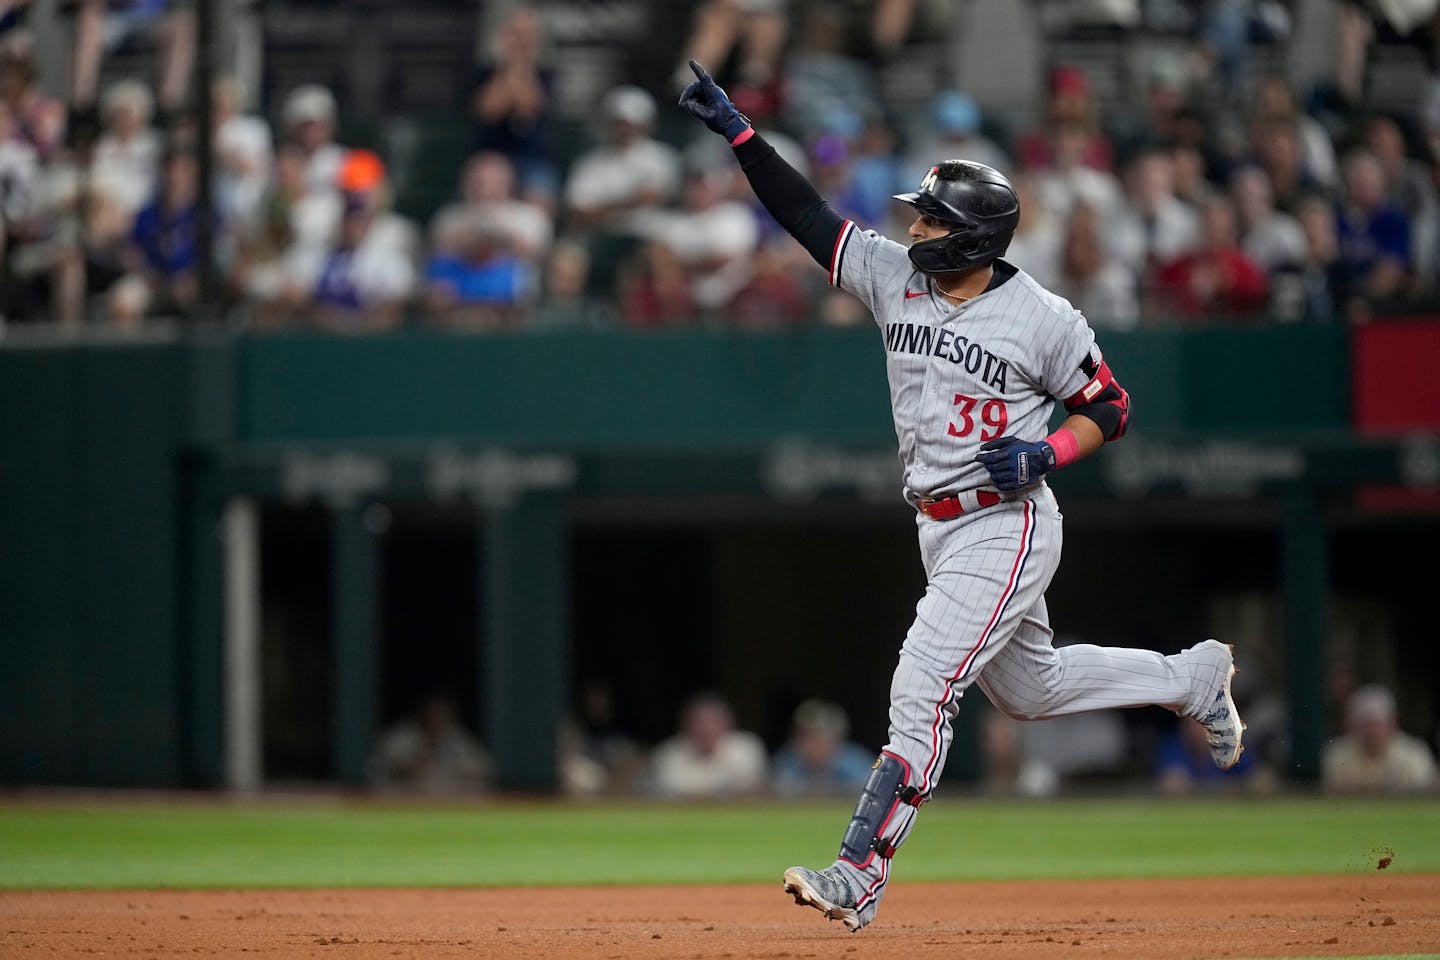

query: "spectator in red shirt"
left=618, top=241, right=694, bottom=329
left=1016, top=65, right=1113, bottom=174
left=1154, top=195, right=1268, bottom=322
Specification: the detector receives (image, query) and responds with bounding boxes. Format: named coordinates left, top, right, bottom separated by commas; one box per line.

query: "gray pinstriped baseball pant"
left=833, top=483, right=1229, bottom=911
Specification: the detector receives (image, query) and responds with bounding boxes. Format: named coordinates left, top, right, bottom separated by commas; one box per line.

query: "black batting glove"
left=677, top=59, right=752, bottom=142
left=974, top=436, right=1056, bottom=492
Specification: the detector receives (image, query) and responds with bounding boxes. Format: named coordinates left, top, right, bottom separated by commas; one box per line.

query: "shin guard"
left=838, top=752, right=928, bottom=869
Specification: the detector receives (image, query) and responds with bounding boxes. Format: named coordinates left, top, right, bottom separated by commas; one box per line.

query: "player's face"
left=908, top=213, right=954, bottom=244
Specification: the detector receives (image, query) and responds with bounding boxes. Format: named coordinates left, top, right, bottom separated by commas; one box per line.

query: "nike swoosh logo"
left=904, top=289, right=926, bottom=299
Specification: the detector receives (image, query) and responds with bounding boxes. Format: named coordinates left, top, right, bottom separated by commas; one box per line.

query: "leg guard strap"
left=838, top=752, right=928, bottom=868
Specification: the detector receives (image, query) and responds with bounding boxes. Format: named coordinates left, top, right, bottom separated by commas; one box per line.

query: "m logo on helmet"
left=893, top=160, right=1020, bottom=274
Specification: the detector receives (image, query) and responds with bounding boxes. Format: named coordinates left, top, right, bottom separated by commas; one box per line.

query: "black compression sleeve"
left=732, top=133, right=848, bottom=269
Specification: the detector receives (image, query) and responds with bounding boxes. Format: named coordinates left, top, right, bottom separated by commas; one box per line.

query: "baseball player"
left=678, top=61, right=1245, bottom=932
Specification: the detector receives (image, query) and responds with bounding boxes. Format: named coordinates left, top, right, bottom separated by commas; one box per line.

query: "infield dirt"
left=3, top=874, right=1436, bottom=958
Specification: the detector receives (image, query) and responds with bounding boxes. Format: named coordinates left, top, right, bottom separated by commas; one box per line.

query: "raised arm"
left=678, top=59, right=847, bottom=270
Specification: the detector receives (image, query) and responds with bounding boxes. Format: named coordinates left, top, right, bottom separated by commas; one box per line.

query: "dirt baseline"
left=3, top=874, right=1437, bottom=959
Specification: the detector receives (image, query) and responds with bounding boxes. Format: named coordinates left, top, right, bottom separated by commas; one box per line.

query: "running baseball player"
left=679, top=61, right=1245, bottom=932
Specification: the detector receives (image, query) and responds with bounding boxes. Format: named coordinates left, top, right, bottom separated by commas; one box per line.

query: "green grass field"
left=1, top=794, right=1435, bottom=890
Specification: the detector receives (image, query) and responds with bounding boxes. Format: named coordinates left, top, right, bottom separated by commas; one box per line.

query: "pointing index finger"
left=688, top=59, right=713, bottom=84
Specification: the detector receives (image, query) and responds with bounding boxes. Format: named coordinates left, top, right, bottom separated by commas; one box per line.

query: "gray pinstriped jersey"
left=829, top=221, right=1105, bottom=500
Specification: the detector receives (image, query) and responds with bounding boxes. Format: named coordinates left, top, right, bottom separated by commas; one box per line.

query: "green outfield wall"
left=0, top=325, right=1427, bottom=789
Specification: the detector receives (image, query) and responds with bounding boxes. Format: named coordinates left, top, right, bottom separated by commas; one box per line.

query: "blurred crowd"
left=3, top=0, right=1440, bottom=331
left=367, top=688, right=880, bottom=798
left=367, top=675, right=1437, bottom=798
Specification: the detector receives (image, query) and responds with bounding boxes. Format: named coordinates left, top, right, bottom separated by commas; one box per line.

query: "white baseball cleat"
left=782, top=865, right=870, bottom=932
left=1194, top=640, right=1246, bottom=770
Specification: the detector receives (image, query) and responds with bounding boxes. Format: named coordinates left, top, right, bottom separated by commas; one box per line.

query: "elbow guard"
left=1064, top=359, right=1131, bottom=441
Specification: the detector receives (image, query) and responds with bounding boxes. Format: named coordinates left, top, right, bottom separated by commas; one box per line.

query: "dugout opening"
left=237, top=495, right=1438, bottom=792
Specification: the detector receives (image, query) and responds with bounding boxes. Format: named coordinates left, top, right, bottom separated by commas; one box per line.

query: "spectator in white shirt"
left=563, top=85, right=681, bottom=236
left=0, top=99, right=38, bottom=237
left=1001, top=173, right=1064, bottom=291
left=212, top=76, right=272, bottom=229
left=1251, top=74, right=1337, bottom=190
left=651, top=692, right=767, bottom=798
left=431, top=151, right=552, bottom=265
left=368, top=694, right=492, bottom=793
left=305, top=149, right=418, bottom=333
left=1055, top=202, right=1139, bottom=329
left=1109, top=147, right=1200, bottom=277
left=232, top=142, right=341, bottom=324
left=1322, top=685, right=1437, bottom=795
left=1231, top=164, right=1305, bottom=272
left=280, top=84, right=345, bottom=198
left=1034, top=120, right=1123, bottom=224
left=646, top=162, right=759, bottom=312
left=88, top=79, right=160, bottom=221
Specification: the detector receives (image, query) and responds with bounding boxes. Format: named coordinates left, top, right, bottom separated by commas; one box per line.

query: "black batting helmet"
left=893, top=160, right=1020, bottom=274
